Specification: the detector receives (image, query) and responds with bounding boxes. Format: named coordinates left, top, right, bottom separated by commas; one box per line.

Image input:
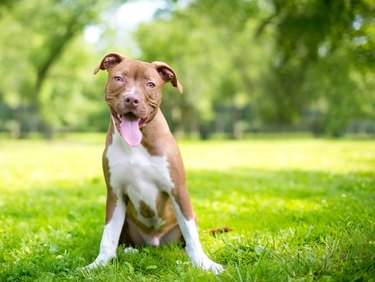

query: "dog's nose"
left=124, top=94, right=140, bottom=108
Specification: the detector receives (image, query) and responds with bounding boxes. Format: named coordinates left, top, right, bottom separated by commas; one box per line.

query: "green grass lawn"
left=0, top=134, right=374, bottom=281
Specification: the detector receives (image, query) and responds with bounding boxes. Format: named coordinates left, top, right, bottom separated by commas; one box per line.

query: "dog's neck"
left=140, top=110, right=172, bottom=155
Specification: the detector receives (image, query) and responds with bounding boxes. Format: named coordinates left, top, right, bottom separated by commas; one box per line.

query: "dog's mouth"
left=109, top=106, right=149, bottom=147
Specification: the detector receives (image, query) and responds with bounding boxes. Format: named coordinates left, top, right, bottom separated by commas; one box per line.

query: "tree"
left=0, top=0, right=123, bottom=137
left=258, top=0, right=375, bottom=135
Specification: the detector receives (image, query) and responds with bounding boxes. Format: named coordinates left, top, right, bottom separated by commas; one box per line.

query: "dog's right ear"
left=93, top=53, right=128, bottom=74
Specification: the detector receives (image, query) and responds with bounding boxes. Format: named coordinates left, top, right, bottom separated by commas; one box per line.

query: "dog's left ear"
left=152, top=61, right=183, bottom=93
left=94, top=53, right=128, bottom=74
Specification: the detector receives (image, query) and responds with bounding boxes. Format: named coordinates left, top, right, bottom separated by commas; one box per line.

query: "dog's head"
left=94, top=53, right=183, bottom=147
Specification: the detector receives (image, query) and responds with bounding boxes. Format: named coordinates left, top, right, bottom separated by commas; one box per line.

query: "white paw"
left=193, top=255, right=224, bottom=274
left=207, top=261, right=224, bottom=274
left=124, top=246, right=139, bottom=254
left=83, top=254, right=113, bottom=270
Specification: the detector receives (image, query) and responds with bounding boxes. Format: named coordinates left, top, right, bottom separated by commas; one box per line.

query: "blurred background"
left=0, top=0, right=374, bottom=139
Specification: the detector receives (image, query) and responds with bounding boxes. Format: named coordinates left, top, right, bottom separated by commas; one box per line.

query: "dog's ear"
left=152, top=61, right=183, bottom=93
left=94, top=53, right=128, bottom=74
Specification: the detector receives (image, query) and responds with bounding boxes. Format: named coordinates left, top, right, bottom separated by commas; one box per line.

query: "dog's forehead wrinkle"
left=115, top=60, right=157, bottom=78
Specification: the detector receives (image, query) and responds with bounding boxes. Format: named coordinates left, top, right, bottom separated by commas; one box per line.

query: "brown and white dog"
left=85, top=53, right=223, bottom=274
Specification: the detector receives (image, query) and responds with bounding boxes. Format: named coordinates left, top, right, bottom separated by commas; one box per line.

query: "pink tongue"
left=120, top=115, right=142, bottom=147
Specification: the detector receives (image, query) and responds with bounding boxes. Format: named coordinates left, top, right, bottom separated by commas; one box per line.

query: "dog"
left=85, top=53, right=223, bottom=274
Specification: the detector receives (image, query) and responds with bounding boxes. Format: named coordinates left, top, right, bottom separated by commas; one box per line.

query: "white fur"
left=127, top=86, right=137, bottom=96
left=123, top=246, right=139, bottom=254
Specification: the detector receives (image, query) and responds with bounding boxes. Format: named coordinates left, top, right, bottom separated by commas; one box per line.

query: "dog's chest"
left=106, top=133, right=174, bottom=227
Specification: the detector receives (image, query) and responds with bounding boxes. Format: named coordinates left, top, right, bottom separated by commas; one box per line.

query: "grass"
left=0, top=134, right=374, bottom=281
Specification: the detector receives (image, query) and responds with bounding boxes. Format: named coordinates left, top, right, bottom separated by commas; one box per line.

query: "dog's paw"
left=192, top=255, right=224, bottom=274
left=124, top=246, right=139, bottom=254
left=82, top=261, right=100, bottom=271
left=82, top=254, right=113, bottom=271
left=207, top=261, right=224, bottom=274
left=201, top=257, right=224, bottom=274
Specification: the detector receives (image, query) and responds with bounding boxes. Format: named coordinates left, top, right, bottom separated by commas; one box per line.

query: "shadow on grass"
left=1, top=168, right=374, bottom=280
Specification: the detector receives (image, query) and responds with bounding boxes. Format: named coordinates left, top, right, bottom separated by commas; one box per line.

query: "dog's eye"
left=114, top=76, right=123, bottom=82
left=146, top=82, right=156, bottom=88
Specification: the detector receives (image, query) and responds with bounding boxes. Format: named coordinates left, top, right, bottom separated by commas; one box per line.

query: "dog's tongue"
left=120, top=115, right=142, bottom=147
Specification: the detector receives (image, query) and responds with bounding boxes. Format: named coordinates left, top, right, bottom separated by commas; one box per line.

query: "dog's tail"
left=209, top=226, right=233, bottom=237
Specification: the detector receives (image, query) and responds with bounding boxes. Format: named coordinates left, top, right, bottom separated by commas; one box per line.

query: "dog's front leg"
left=170, top=190, right=224, bottom=274
left=86, top=192, right=126, bottom=269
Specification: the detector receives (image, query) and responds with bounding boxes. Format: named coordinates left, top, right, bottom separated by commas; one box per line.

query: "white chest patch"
left=106, top=131, right=174, bottom=228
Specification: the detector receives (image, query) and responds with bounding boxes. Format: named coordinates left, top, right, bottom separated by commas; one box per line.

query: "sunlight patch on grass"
left=179, top=139, right=375, bottom=173
left=0, top=139, right=103, bottom=191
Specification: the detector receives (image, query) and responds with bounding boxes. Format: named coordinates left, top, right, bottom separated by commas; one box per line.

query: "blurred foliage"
left=136, top=0, right=375, bottom=138
left=0, top=0, right=374, bottom=138
left=262, top=0, right=375, bottom=136
left=0, top=0, right=123, bottom=137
